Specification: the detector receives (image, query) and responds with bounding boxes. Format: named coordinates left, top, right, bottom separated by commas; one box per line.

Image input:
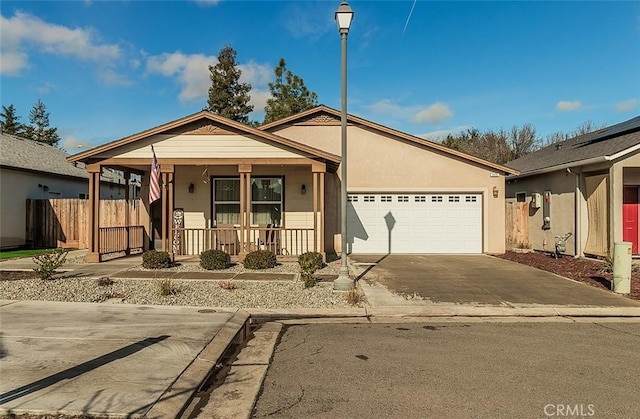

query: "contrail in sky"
left=403, top=0, right=418, bottom=34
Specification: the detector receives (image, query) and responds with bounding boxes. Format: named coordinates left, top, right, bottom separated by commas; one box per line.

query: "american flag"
left=149, top=145, right=161, bottom=204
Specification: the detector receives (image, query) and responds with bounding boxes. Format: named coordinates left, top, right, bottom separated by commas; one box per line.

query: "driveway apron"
left=351, top=254, right=640, bottom=307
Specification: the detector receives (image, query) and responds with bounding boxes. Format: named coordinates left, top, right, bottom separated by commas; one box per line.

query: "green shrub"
left=303, top=275, right=317, bottom=289
left=142, top=250, right=172, bottom=269
left=200, top=249, right=230, bottom=270
left=298, top=252, right=323, bottom=276
left=243, top=250, right=276, bottom=270
left=32, top=248, right=69, bottom=280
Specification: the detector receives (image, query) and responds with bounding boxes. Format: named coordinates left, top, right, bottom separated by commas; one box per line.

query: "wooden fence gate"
left=505, top=201, right=529, bottom=248
left=25, top=198, right=142, bottom=249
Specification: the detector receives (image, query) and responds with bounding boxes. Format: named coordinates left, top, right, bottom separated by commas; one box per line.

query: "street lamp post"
left=334, top=1, right=354, bottom=291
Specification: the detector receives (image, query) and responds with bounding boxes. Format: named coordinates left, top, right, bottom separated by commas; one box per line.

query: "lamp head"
left=335, top=1, right=354, bottom=34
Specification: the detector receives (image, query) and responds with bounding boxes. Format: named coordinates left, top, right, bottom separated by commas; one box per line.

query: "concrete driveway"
left=351, top=254, right=640, bottom=307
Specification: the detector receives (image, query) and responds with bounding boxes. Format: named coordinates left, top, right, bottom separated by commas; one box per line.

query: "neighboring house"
left=505, top=116, right=640, bottom=257
left=0, top=133, right=132, bottom=249
left=67, top=105, right=517, bottom=263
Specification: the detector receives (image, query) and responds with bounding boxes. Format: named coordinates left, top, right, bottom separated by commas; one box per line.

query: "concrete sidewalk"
left=0, top=300, right=249, bottom=418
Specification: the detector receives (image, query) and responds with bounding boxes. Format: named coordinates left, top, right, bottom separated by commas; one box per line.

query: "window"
left=251, top=177, right=282, bottom=225
left=213, top=177, right=284, bottom=226
left=465, top=196, right=477, bottom=203
left=381, top=196, right=392, bottom=202
left=398, top=196, right=409, bottom=202
left=348, top=195, right=358, bottom=202
left=79, top=193, right=88, bottom=199
left=364, top=195, right=375, bottom=202
left=516, top=192, right=526, bottom=203
left=214, top=178, right=240, bottom=225
left=448, top=196, right=460, bottom=202
left=415, top=196, right=426, bottom=202
left=431, top=195, right=443, bottom=202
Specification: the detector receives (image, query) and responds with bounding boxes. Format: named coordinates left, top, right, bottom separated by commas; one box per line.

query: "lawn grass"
left=0, top=248, right=57, bottom=260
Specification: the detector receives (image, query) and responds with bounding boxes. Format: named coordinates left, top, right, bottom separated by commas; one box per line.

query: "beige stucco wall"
left=273, top=124, right=507, bottom=253
left=506, top=170, right=577, bottom=255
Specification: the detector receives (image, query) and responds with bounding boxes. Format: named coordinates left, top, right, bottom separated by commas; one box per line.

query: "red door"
left=623, top=186, right=639, bottom=254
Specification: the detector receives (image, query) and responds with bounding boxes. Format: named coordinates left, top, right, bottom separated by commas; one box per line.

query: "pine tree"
left=24, top=99, right=61, bottom=147
left=206, top=45, right=253, bottom=124
left=0, top=104, right=24, bottom=135
left=263, top=58, right=318, bottom=124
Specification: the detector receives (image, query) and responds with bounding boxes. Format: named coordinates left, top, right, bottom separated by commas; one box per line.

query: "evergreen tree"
left=206, top=45, right=253, bottom=124
left=263, top=58, right=318, bottom=124
left=24, top=99, right=61, bottom=147
left=0, top=104, right=24, bottom=135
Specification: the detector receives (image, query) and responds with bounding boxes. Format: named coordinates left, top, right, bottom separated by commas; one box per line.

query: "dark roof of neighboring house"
left=0, top=133, right=88, bottom=179
left=507, top=116, right=640, bottom=176
left=259, top=105, right=519, bottom=175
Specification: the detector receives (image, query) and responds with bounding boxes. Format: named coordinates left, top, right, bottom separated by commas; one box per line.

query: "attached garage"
left=347, top=193, right=482, bottom=254
left=260, top=105, right=518, bottom=256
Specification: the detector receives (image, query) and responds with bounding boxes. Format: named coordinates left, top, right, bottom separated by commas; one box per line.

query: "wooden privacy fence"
left=26, top=198, right=143, bottom=249
left=505, top=201, right=529, bottom=247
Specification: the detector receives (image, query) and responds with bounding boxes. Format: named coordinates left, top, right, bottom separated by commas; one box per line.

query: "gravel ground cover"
left=0, top=261, right=363, bottom=309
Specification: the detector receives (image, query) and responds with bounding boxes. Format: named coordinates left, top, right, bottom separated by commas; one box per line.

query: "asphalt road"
left=253, top=321, right=640, bottom=419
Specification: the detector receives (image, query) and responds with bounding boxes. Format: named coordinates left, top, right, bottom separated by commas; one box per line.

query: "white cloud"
left=0, top=11, right=121, bottom=78
left=63, top=135, right=92, bottom=151
left=615, top=98, right=638, bottom=112
left=35, top=82, right=56, bottom=94
left=413, top=102, right=453, bottom=124
left=146, top=52, right=273, bottom=107
left=283, top=3, right=334, bottom=39
left=368, top=99, right=409, bottom=116
left=556, top=100, right=582, bottom=112
left=193, top=0, right=221, bottom=6
left=417, top=125, right=473, bottom=141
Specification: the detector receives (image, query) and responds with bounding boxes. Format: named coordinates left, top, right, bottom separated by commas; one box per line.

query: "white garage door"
left=347, top=193, right=482, bottom=254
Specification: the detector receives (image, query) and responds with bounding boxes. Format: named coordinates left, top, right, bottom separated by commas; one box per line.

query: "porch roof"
left=67, top=111, right=341, bottom=168
left=259, top=105, right=519, bottom=176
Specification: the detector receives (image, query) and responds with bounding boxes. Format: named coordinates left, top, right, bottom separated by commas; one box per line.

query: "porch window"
left=214, top=179, right=240, bottom=225
left=213, top=177, right=283, bottom=226
left=251, top=177, right=283, bottom=226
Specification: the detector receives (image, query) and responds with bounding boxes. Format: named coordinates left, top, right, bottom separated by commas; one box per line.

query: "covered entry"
left=347, top=193, right=482, bottom=254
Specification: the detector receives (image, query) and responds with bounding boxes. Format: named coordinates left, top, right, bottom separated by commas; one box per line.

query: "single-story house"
left=505, top=115, right=640, bottom=257
left=0, top=133, right=133, bottom=249
left=67, top=105, right=517, bottom=262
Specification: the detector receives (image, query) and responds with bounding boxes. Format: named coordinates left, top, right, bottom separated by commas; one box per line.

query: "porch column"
left=124, top=170, right=131, bottom=255
left=161, top=171, right=168, bottom=252
left=239, top=164, right=252, bottom=258
left=86, top=164, right=101, bottom=263
left=320, top=171, right=326, bottom=257
left=167, top=166, right=175, bottom=259
left=313, top=172, right=318, bottom=252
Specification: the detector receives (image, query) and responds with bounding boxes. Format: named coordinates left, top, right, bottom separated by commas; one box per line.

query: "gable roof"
left=0, top=133, right=88, bottom=179
left=67, top=111, right=341, bottom=165
left=506, top=116, right=640, bottom=176
left=259, top=105, right=519, bottom=175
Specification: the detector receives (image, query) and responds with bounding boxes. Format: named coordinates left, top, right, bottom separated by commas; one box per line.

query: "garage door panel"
left=347, top=194, right=482, bottom=254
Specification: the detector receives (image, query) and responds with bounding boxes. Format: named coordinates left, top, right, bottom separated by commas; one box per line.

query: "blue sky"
left=1, top=0, right=639, bottom=153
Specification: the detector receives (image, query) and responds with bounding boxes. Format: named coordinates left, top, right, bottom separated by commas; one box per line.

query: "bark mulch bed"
left=0, top=271, right=40, bottom=281
left=496, top=251, right=640, bottom=301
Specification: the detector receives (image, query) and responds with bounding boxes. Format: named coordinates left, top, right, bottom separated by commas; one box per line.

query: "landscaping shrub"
left=32, top=248, right=69, bottom=280
left=97, top=276, right=115, bottom=286
left=243, top=250, right=276, bottom=270
left=218, top=280, right=237, bottom=290
left=298, top=252, right=323, bottom=274
left=157, top=279, right=178, bottom=296
left=200, top=249, right=230, bottom=270
left=298, top=251, right=323, bottom=288
left=345, top=288, right=364, bottom=306
left=142, top=250, right=172, bottom=269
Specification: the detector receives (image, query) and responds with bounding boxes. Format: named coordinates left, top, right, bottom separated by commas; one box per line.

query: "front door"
left=623, top=186, right=639, bottom=254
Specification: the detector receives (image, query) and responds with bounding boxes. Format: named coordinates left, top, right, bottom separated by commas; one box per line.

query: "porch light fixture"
left=334, top=0, right=355, bottom=291
left=301, top=184, right=307, bottom=195
left=493, top=186, right=499, bottom=198
left=188, top=183, right=195, bottom=194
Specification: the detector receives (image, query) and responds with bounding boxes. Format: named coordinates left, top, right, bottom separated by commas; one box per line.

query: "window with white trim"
left=431, top=196, right=443, bottom=202
left=465, top=196, right=477, bottom=202
left=415, top=196, right=426, bottom=202
left=381, top=196, right=392, bottom=202
left=398, top=196, right=409, bottom=202
left=448, top=196, right=460, bottom=202
left=364, top=195, right=375, bottom=202
left=348, top=195, right=358, bottom=202
left=213, top=177, right=283, bottom=226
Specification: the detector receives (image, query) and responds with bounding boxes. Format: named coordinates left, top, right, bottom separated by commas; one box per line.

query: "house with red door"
left=505, top=115, right=640, bottom=257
